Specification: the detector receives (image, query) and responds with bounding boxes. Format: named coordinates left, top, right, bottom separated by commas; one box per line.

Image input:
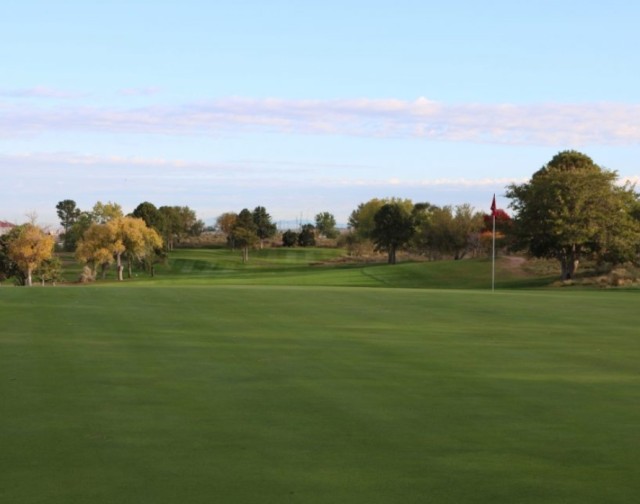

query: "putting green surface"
left=1, top=285, right=639, bottom=503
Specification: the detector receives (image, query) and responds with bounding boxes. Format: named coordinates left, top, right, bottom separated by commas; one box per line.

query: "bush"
left=297, top=225, right=316, bottom=247
left=282, top=230, right=298, bottom=247
left=79, top=266, right=95, bottom=283
left=338, top=232, right=375, bottom=257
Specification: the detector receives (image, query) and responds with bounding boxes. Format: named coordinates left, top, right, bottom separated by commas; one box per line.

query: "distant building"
left=0, top=220, right=16, bottom=236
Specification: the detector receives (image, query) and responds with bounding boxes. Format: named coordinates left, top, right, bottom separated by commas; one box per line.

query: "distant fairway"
left=1, top=278, right=639, bottom=503
left=150, top=247, right=556, bottom=289
left=58, top=246, right=557, bottom=289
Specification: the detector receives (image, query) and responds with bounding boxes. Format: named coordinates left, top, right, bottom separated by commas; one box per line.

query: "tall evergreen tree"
left=56, top=199, right=81, bottom=251
left=252, top=206, right=277, bottom=248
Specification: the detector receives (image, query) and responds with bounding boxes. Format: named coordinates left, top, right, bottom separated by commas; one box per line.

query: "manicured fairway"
left=1, top=285, right=639, bottom=503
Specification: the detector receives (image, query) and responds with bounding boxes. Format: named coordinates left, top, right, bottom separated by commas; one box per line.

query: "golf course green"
left=1, top=249, right=638, bottom=503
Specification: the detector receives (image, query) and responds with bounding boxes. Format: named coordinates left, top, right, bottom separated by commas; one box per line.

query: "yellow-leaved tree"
left=7, top=224, right=56, bottom=287
left=76, top=217, right=162, bottom=281
left=75, top=222, right=119, bottom=279
left=114, top=216, right=163, bottom=280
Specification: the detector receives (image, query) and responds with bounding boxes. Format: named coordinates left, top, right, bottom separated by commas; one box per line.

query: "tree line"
left=347, top=150, right=640, bottom=278
left=0, top=200, right=205, bottom=285
left=2, top=150, right=639, bottom=285
left=215, top=208, right=339, bottom=262
left=56, top=200, right=205, bottom=253
left=345, top=198, right=502, bottom=264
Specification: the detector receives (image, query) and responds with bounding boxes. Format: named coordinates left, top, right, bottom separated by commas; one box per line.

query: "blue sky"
left=2, top=0, right=639, bottom=227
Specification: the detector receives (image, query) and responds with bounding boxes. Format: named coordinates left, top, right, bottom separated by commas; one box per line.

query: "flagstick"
left=492, top=212, right=496, bottom=292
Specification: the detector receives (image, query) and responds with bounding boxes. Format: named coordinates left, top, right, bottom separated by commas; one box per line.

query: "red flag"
left=490, top=195, right=497, bottom=217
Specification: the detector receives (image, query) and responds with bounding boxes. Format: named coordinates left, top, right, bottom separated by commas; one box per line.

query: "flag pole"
left=491, top=194, right=496, bottom=292
left=492, top=210, right=496, bottom=292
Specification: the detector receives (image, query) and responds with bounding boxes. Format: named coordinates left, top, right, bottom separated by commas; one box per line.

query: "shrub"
left=282, top=230, right=298, bottom=247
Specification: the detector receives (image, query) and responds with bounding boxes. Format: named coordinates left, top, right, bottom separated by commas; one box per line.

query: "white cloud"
left=1, top=97, right=639, bottom=146
left=0, top=152, right=324, bottom=179
left=0, top=151, right=524, bottom=189
left=0, top=150, right=581, bottom=226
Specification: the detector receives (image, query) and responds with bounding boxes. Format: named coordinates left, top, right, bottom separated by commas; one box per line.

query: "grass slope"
left=152, top=248, right=556, bottom=289
left=1, top=285, right=639, bottom=503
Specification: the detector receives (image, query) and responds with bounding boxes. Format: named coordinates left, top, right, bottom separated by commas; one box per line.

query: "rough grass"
left=1, top=285, right=639, bottom=503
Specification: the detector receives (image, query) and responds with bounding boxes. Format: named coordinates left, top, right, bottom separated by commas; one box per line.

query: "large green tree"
left=230, top=209, right=259, bottom=263
left=506, top=150, right=640, bottom=280
left=371, top=203, right=415, bottom=264
left=282, top=229, right=298, bottom=247
left=132, top=202, right=165, bottom=232
left=158, top=206, right=204, bottom=250
left=56, top=199, right=81, bottom=251
left=315, top=211, right=338, bottom=238
left=64, top=211, right=94, bottom=254
left=131, top=202, right=166, bottom=276
left=349, top=198, right=413, bottom=240
left=252, top=206, right=277, bottom=248
left=349, top=198, right=385, bottom=239
left=0, top=226, right=25, bottom=284
left=297, top=224, right=316, bottom=247
left=415, top=204, right=484, bottom=260
left=92, top=201, right=124, bottom=223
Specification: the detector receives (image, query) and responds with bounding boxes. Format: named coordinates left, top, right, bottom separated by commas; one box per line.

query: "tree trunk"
left=559, top=246, right=580, bottom=280
left=454, top=250, right=467, bottom=260
left=388, top=245, right=397, bottom=264
left=116, top=253, right=124, bottom=281
left=560, top=258, right=579, bottom=280
left=127, top=256, right=133, bottom=279
left=26, top=267, right=33, bottom=287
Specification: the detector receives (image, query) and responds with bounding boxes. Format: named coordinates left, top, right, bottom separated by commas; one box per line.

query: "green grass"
left=147, top=247, right=557, bottom=289
left=1, top=284, right=639, bottom=503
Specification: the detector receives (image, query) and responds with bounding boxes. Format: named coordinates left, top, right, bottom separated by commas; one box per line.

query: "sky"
left=2, top=0, right=639, bottom=228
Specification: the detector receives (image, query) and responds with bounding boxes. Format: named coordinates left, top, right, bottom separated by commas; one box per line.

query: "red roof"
left=0, top=221, right=16, bottom=228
